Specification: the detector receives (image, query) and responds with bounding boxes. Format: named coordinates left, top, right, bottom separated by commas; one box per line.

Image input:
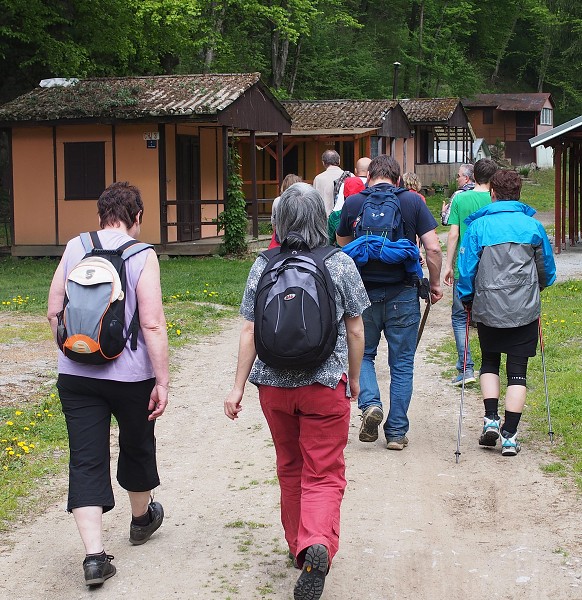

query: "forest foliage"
left=0, top=0, right=581, bottom=124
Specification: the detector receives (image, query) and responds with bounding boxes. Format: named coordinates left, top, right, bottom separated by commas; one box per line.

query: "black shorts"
left=477, top=319, right=538, bottom=358
left=57, top=374, right=160, bottom=513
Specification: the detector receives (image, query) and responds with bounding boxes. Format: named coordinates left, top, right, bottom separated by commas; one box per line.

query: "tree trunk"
left=202, top=1, right=226, bottom=72
left=271, top=29, right=289, bottom=90
left=537, top=36, right=553, bottom=92
left=288, top=38, right=302, bottom=96
left=491, top=16, right=517, bottom=84
left=415, top=1, right=425, bottom=97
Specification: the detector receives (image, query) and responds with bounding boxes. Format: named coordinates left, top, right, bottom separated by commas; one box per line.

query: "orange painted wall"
left=113, top=124, right=160, bottom=243
left=12, top=128, right=57, bottom=245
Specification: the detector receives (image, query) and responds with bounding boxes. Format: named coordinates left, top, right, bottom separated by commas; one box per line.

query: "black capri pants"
left=57, top=374, right=160, bottom=513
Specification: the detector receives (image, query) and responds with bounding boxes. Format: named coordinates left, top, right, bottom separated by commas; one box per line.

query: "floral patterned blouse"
left=240, top=250, right=370, bottom=392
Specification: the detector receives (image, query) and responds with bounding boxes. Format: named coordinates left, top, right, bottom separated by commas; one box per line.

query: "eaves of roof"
left=462, top=93, right=553, bottom=112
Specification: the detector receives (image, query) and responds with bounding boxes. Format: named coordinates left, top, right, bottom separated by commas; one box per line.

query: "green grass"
left=521, top=168, right=556, bottom=212
left=0, top=391, right=68, bottom=529
left=0, top=254, right=255, bottom=527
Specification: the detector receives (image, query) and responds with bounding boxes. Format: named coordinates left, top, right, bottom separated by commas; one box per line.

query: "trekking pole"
left=538, top=317, right=554, bottom=444
left=454, top=308, right=471, bottom=464
left=416, top=296, right=432, bottom=349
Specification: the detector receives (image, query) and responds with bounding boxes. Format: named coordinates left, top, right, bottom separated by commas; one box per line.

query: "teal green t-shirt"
left=448, top=190, right=491, bottom=279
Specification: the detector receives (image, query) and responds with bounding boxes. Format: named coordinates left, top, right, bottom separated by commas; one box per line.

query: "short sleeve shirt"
left=240, top=250, right=370, bottom=391
left=448, top=190, right=491, bottom=279
left=336, top=183, right=437, bottom=242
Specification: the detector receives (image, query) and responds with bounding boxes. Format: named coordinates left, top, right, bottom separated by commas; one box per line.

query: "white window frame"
left=540, top=108, right=553, bottom=126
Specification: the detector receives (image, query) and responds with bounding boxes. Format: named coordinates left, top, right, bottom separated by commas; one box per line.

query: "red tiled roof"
left=281, top=99, right=399, bottom=130
left=399, top=97, right=461, bottom=123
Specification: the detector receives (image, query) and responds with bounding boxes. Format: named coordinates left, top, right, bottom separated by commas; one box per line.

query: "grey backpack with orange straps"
left=56, top=231, right=153, bottom=364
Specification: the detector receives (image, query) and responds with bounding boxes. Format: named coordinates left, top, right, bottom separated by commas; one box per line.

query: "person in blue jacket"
left=457, top=169, right=556, bottom=456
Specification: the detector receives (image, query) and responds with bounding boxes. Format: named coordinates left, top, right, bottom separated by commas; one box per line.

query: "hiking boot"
left=288, top=551, right=300, bottom=570
left=452, top=371, right=476, bottom=386
left=479, top=416, right=501, bottom=447
left=501, top=430, right=521, bottom=457
left=129, top=501, right=164, bottom=545
left=386, top=436, right=409, bottom=451
left=294, top=544, right=328, bottom=600
left=359, top=406, right=383, bottom=442
left=83, top=553, right=116, bottom=587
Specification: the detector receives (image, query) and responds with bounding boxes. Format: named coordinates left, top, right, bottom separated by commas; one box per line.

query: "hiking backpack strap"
left=80, top=231, right=98, bottom=254
left=115, top=240, right=155, bottom=350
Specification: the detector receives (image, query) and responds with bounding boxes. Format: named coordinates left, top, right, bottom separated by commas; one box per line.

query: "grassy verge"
left=0, top=254, right=255, bottom=528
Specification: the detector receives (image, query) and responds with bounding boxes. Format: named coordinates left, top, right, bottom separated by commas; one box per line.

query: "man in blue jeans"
left=443, top=158, right=496, bottom=385
left=336, top=155, right=443, bottom=450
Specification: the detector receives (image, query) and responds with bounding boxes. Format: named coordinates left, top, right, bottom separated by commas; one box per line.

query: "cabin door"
left=176, top=135, right=201, bottom=241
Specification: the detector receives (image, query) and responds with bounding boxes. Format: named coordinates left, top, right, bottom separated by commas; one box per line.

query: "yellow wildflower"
left=5, top=421, right=13, bottom=426
left=15, top=411, right=22, bottom=416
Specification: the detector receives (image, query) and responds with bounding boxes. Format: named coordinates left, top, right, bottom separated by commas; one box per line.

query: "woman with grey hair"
left=224, top=182, right=370, bottom=600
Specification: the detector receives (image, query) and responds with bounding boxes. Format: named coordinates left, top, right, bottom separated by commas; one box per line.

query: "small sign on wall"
left=144, top=132, right=159, bottom=149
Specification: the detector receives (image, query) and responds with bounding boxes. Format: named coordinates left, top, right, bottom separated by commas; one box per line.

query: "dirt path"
left=1, top=259, right=582, bottom=599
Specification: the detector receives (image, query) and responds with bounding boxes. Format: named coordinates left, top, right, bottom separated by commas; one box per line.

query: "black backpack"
left=57, top=231, right=153, bottom=365
left=254, top=234, right=339, bottom=370
left=353, top=186, right=408, bottom=284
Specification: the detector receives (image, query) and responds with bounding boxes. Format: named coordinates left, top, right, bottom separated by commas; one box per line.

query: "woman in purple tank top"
left=47, top=182, right=169, bottom=587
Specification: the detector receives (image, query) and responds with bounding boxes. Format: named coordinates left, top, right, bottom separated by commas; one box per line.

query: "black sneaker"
left=83, top=553, right=116, bottom=587
left=359, top=406, right=384, bottom=442
left=294, top=544, right=328, bottom=600
left=129, top=501, right=164, bottom=545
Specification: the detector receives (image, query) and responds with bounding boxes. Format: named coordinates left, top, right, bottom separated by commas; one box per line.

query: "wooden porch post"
left=554, top=144, right=562, bottom=253
left=569, top=144, right=575, bottom=246
left=562, top=145, right=567, bottom=249
left=222, top=125, right=229, bottom=228
left=250, top=130, right=258, bottom=238
left=277, top=133, right=284, bottom=190
left=577, top=145, right=581, bottom=243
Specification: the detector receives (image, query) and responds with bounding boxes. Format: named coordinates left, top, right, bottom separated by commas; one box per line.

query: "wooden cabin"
left=236, top=99, right=413, bottom=211
left=462, top=93, right=554, bottom=167
left=0, top=73, right=290, bottom=256
left=399, top=97, right=474, bottom=187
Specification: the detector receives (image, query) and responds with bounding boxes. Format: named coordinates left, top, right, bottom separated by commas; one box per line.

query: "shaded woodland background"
left=0, top=0, right=580, bottom=124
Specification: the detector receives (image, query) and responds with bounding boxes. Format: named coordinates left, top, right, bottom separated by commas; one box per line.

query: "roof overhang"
left=530, top=115, right=582, bottom=147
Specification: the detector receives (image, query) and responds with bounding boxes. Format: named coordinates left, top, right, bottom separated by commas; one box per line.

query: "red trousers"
left=259, top=378, right=350, bottom=567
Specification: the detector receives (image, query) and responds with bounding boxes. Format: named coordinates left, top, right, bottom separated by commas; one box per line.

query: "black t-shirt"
left=336, top=182, right=438, bottom=291
left=336, top=183, right=437, bottom=241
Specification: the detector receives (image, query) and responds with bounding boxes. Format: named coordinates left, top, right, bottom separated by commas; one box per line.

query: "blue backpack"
left=352, top=186, right=408, bottom=284
left=354, top=186, right=405, bottom=240
left=254, top=234, right=339, bottom=370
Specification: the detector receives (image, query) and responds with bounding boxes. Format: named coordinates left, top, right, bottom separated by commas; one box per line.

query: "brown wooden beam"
left=250, top=130, right=258, bottom=238
left=554, top=144, right=562, bottom=254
